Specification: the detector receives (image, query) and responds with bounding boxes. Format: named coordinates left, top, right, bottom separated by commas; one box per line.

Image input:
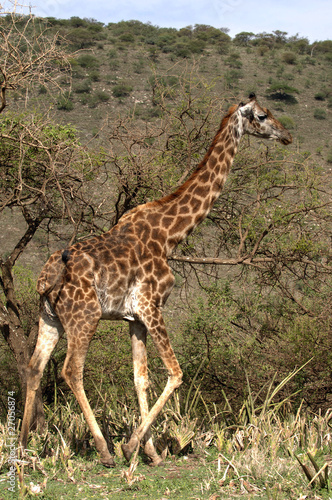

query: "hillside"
left=1, top=17, right=332, bottom=500
left=8, top=17, right=332, bottom=167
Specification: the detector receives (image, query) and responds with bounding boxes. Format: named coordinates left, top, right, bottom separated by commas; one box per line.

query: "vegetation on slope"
left=0, top=8, right=331, bottom=498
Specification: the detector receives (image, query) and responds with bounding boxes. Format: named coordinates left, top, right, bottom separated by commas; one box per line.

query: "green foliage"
left=119, top=31, right=135, bottom=43
left=67, top=28, right=96, bottom=49
left=278, top=115, right=295, bottom=129
left=266, top=81, right=299, bottom=103
left=313, top=108, right=327, bottom=119
left=266, top=81, right=299, bottom=95
left=76, top=54, right=100, bottom=69
left=224, top=69, right=243, bottom=88
left=233, top=31, right=255, bottom=45
left=112, top=83, right=133, bottom=98
left=73, top=79, right=91, bottom=94
left=314, top=91, right=327, bottom=101
left=56, top=92, right=74, bottom=110
left=282, top=51, right=297, bottom=64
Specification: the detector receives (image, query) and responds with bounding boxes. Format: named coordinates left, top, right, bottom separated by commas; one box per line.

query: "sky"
left=6, top=0, right=332, bottom=42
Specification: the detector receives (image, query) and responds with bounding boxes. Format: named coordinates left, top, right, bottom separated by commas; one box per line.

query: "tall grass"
left=1, top=366, right=331, bottom=498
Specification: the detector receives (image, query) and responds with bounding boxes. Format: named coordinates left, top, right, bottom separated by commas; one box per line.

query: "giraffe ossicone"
left=20, top=95, right=292, bottom=468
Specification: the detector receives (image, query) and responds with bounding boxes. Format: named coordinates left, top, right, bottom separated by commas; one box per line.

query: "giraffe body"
left=20, top=94, right=292, bottom=467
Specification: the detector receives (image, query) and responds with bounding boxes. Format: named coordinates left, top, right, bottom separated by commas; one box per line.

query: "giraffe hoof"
left=100, top=456, right=116, bottom=468
left=148, top=458, right=164, bottom=467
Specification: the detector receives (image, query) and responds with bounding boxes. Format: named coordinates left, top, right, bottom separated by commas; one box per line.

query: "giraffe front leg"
left=122, top=310, right=182, bottom=463
left=124, top=321, right=163, bottom=466
left=62, top=342, right=115, bottom=468
left=60, top=306, right=115, bottom=468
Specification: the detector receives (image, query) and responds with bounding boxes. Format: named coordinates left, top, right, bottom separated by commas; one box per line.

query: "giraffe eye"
left=258, top=114, right=267, bottom=122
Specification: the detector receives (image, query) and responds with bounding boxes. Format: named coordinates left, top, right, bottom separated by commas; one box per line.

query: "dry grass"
left=1, top=381, right=331, bottom=498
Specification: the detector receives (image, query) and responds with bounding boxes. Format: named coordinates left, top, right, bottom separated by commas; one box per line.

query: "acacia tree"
left=0, top=3, right=94, bottom=426
left=0, top=1, right=70, bottom=113
left=0, top=112, right=110, bottom=426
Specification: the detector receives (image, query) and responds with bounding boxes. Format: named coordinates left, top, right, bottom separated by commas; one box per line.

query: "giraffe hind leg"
left=122, top=309, right=183, bottom=463
left=20, top=302, right=63, bottom=450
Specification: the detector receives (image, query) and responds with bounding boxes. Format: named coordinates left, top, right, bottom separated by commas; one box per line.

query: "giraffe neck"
left=159, top=108, right=243, bottom=255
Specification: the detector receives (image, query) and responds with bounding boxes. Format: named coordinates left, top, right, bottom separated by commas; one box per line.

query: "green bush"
left=314, top=91, right=326, bottom=101
left=279, top=115, right=295, bottom=129
left=282, top=52, right=297, bottom=64
left=187, top=39, right=205, bottom=54
left=133, top=59, right=145, bottom=74
left=76, top=54, right=99, bottom=69
left=174, top=43, right=191, bottom=58
left=119, top=32, right=135, bottom=43
left=73, top=80, right=91, bottom=94
left=94, top=90, right=110, bottom=102
left=57, top=92, right=74, bottom=111
left=112, top=83, right=133, bottom=97
left=109, top=60, right=120, bottom=71
left=88, top=70, right=100, bottom=82
left=224, top=69, right=243, bottom=88
left=257, top=45, right=269, bottom=56
left=313, top=108, right=327, bottom=119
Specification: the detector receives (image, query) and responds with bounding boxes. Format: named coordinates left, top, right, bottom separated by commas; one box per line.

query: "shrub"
left=88, top=70, right=100, bottom=82
left=85, top=90, right=110, bottom=108
left=224, top=69, right=243, bottom=88
left=67, top=28, right=97, bottom=49
left=56, top=92, right=74, bottom=111
left=174, top=43, right=191, bottom=58
left=109, top=60, right=120, bottom=71
left=225, top=53, right=243, bottom=68
left=112, top=83, right=133, bottom=98
left=94, top=90, right=110, bottom=102
left=313, top=108, right=327, bottom=120
left=76, top=54, right=99, bottom=69
left=279, top=116, right=295, bottom=129
left=119, top=32, right=135, bottom=43
left=259, top=46, right=270, bottom=56
left=282, top=52, right=297, bottom=64
left=108, top=49, right=117, bottom=58
left=73, top=80, right=91, bottom=94
left=133, top=59, right=145, bottom=74
left=188, top=40, right=205, bottom=54
left=314, top=91, right=326, bottom=101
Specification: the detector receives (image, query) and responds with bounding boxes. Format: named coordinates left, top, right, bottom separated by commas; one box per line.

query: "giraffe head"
left=239, top=93, right=292, bottom=145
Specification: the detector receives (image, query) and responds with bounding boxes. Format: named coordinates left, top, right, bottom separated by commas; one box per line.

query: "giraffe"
left=19, top=93, right=292, bottom=468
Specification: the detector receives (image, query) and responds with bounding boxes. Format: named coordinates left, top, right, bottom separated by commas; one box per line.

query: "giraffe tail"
left=37, top=250, right=71, bottom=297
